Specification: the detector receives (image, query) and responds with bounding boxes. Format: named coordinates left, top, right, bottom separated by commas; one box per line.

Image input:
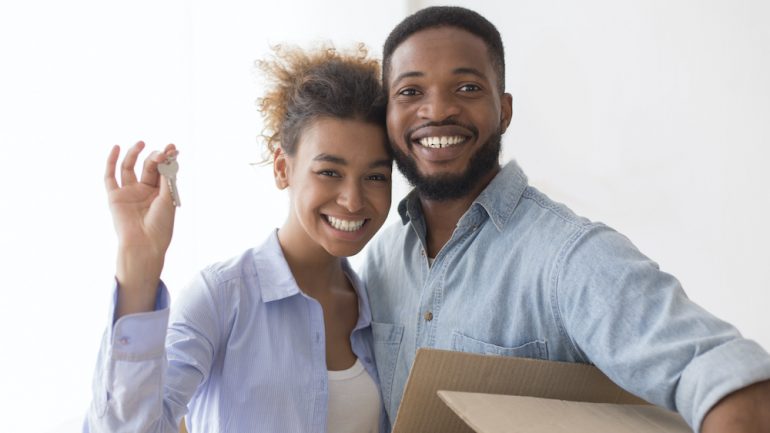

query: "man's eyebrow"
left=390, top=71, right=424, bottom=88
left=453, top=67, right=488, bottom=80
left=391, top=68, right=489, bottom=88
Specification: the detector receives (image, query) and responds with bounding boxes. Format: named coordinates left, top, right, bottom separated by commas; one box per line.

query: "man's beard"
left=391, top=131, right=502, bottom=201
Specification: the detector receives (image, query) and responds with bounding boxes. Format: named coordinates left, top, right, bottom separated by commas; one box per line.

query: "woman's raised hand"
left=105, top=141, right=178, bottom=317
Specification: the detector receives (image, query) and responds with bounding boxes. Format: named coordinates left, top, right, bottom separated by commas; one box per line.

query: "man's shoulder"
left=516, top=185, right=593, bottom=230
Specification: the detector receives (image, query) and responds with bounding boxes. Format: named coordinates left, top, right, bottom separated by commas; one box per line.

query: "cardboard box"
left=391, top=348, right=692, bottom=433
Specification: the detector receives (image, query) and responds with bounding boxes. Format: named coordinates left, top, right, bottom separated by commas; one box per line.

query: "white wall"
left=1, top=1, right=768, bottom=431
left=414, top=0, right=770, bottom=348
left=0, top=1, right=406, bottom=432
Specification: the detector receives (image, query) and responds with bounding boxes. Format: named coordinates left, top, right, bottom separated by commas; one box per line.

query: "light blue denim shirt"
left=361, top=161, right=770, bottom=432
left=84, top=230, right=385, bottom=433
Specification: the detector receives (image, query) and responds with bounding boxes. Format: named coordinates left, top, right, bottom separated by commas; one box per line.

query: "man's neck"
left=419, top=166, right=500, bottom=257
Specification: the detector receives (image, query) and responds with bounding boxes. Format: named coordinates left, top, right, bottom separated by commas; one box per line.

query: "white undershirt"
left=327, top=359, right=380, bottom=433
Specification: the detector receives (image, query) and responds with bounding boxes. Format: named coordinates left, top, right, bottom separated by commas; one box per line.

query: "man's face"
left=386, top=26, right=512, bottom=200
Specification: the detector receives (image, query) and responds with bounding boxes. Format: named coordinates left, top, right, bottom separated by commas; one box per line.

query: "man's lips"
left=408, top=125, right=475, bottom=143
left=408, top=125, right=475, bottom=149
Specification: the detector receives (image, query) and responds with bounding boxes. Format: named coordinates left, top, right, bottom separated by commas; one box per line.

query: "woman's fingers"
left=139, top=151, right=164, bottom=187
left=120, top=141, right=145, bottom=186
left=139, top=143, right=178, bottom=187
left=104, top=145, right=120, bottom=192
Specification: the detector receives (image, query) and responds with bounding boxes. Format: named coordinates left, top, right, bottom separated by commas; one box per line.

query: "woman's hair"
left=257, top=43, right=387, bottom=163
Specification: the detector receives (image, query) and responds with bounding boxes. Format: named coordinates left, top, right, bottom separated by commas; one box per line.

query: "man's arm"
left=701, top=379, right=770, bottom=433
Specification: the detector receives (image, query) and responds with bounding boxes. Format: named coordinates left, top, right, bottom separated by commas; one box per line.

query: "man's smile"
left=417, top=135, right=467, bottom=148
left=408, top=124, right=475, bottom=150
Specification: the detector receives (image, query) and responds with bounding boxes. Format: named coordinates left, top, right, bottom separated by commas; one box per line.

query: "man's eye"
left=397, top=88, right=419, bottom=97
left=458, top=84, right=481, bottom=92
left=318, top=170, right=340, bottom=177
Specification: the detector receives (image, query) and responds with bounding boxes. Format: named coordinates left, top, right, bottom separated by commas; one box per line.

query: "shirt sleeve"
left=554, top=223, right=770, bottom=432
left=84, top=273, right=221, bottom=433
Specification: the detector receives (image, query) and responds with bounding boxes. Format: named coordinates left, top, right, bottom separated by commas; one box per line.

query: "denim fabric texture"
left=84, top=231, right=385, bottom=433
left=361, top=161, right=770, bottom=432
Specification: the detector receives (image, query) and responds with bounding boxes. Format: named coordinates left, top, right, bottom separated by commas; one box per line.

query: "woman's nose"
left=337, top=181, right=364, bottom=212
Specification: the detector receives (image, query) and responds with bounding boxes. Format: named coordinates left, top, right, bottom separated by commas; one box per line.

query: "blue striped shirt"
left=84, top=231, right=385, bottom=433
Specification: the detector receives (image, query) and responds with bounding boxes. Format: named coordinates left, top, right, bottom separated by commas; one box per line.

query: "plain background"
left=0, top=1, right=767, bottom=431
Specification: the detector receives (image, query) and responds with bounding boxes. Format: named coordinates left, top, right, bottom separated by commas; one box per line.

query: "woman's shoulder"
left=196, top=232, right=293, bottom=303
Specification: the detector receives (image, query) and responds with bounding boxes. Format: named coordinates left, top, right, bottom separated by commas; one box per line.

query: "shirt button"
left=118, top=337, right=130, bottom=345
left=424, top=311, right=433, bottom=321
left=420, top=249, right=425, bottom=256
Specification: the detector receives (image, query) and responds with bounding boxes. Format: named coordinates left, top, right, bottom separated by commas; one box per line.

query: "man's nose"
left=417, top=91, right=461, bottom=121
left=337, top=180, right=364, bottom=213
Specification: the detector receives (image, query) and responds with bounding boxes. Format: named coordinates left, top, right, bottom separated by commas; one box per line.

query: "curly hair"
left=383, top=6, right=505, bottom=94
left=256, top=43, right=387, bottom=163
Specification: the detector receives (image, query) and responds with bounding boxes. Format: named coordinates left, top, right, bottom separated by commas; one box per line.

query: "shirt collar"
left=254, top=230, right=301, bottom=302
left=253, top=230, right=373, bottom=328
left=396, top=160, right=529, bottom=232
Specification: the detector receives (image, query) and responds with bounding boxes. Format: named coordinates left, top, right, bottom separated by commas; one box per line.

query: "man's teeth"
left=327, top=216, right=365, bottom=232
left=418, top=136, right=465, bottom=148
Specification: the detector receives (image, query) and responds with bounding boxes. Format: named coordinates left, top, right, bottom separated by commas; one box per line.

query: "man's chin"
left=391, top=131, right=502, bottom=202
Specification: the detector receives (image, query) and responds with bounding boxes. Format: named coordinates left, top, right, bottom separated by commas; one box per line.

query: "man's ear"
left=273, top=147, right=290, bottom=190
left=500, top=92, right=513, bottom=133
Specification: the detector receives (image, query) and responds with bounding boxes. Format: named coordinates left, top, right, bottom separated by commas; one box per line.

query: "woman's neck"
left=277, top=223, right=344, bottom=297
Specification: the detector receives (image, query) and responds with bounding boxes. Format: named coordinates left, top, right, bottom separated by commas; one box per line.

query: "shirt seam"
left=550, top=223, right=597, bottom=363
left=520, top=188, right=586, bottom=229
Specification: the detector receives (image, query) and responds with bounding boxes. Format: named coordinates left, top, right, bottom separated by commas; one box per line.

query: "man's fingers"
left=105, top=145, right=120, bottom=192
left=120, top=141, right=145, bottom=186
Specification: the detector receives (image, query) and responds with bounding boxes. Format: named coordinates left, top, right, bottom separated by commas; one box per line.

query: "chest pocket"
left=451, top=331, right=548, bottom=359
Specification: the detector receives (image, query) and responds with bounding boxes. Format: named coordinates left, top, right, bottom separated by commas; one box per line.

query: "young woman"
left=84, top=45, right=392, bottom=433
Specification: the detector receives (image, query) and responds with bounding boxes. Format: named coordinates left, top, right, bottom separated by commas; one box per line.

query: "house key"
left=158, top=154, right=181, bottom=207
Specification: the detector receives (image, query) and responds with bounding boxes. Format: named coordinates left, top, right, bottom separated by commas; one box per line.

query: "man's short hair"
left=383, top=6, right=505, bottom=94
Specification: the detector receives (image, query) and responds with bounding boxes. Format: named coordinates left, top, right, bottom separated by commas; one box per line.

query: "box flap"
left=391, top=348, right=648, bottom=433
left=437, top=391, right=691, bottom=433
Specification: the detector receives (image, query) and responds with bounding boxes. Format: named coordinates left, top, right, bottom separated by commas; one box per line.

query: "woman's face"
left=276, top=117, right=392, bottom=257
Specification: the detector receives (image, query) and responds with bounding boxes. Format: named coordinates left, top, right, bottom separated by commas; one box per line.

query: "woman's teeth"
left=418, top=136, right=465, bottom=148
left=327, top=216, right=365, bottom=232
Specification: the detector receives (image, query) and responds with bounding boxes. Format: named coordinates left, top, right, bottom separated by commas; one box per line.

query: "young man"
left=361, top=6, right=770, bottom=433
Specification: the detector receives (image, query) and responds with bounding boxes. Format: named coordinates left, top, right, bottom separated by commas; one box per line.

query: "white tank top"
left=327, top=359, right=380, bottom=433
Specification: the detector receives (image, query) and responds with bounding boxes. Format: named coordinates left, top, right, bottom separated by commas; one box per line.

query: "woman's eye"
left=397, top=88, right=419, bottom=97
left=318, top=170, right=340, bottom=178
left=367, top=173, right=389, bottom=182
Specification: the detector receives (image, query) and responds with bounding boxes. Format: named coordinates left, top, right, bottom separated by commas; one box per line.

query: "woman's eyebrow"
left=313, top=153, right=392, bottom=169
left=370, top=159, right=393, bottom=169
left=313, top=153, right=346, bottom=165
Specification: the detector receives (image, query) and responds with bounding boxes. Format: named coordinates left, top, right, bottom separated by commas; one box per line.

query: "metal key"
left=157, top=155, right=181, bottom=207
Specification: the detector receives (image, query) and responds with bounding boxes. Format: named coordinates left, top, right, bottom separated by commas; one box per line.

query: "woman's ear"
left=273, top=147, right=290, bottom=189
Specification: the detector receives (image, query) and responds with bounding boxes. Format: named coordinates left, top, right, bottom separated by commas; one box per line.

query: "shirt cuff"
left=678, top=338, right=770, bottom=432
left=107, top=278, right=171, bottom=361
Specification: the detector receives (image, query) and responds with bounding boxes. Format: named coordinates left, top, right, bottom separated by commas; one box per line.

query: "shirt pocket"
left=371, top=321, right=404, bottom=410
left=451, top=331, right=548, bottom=359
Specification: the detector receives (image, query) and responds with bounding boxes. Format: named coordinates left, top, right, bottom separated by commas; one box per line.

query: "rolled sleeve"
left=85, top=279, right=174, bottom=432
left=108, top=279, right=171, bottom=360
left=679, top=338, right=770, bottom=432
left=557, top=224, right=770, bottom=431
